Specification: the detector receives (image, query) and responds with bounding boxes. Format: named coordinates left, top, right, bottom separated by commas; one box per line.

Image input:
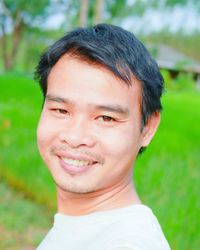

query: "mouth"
left=58, top=156, right=98, bottom=175
left=62, top=157, right=97, bottom=167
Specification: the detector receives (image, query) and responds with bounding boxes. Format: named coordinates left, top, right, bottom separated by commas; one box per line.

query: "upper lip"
left=55, top=151, right=99, bottom=163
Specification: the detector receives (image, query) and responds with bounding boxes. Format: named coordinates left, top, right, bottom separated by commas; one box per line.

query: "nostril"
left=58, top=128, right=96, bottom=148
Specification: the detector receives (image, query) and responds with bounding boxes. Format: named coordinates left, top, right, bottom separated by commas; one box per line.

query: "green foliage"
left=164, top=0, right=200, bottom=9
left=161, top=69, right=197, bottom=91
left=135, top=91, right=200, bottom=250
left=15, top=28, right=63, bottom=72
left=0, top=0, right=52, bottom=71
left=1, top=0, right=200, bottom=72
left=2, top=0, right=50, bottom=19
left=0, top=72, right=56, bottom=209
left=106, top=0, right=152, bottom=23
left=161, top=69, right=172, bottom=85
left=0, top=73, right=200, bottom=249
left=171, top=72, right=196, bottom=90
left=0, top=181, right=52, bottom=249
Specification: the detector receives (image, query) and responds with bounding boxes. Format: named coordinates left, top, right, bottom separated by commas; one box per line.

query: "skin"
left=37, top=54, right=160, bottom=215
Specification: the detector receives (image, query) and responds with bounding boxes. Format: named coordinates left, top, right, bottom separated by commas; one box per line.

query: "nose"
left=58, top=116, right=96, bottom=148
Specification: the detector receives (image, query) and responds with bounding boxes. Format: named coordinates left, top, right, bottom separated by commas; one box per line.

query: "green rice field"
left=0, top=72, right=199, bottom=250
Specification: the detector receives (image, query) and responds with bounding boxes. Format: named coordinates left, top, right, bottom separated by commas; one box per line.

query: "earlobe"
left=141, top=112, right=161, bottom=147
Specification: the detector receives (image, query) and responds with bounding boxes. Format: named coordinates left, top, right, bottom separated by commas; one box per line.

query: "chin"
left=55, top=179, right=97, bottom=194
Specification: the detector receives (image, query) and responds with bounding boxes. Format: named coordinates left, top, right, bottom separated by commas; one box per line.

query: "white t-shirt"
left=37, top=205, right=170, bottom=250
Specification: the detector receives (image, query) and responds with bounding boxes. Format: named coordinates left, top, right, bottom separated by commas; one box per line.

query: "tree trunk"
left=79, top=0, right=89, bottom=26
left=0, top=18, right=11, bottom=70
left=0, top=10, right=23, bottom=70
left=94, top=0, right=104, bottom=24
left=12, top=11, right=23, bottom=61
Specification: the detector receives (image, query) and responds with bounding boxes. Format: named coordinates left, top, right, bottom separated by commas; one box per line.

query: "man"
left=35, top=24, right=170, bottom=250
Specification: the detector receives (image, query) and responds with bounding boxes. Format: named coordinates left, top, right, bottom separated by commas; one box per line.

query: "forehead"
left=47, top=55, right=142, bottom=111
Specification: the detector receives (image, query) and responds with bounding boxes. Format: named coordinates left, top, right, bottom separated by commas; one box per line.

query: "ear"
left=141, top=112, right=161, bottom=148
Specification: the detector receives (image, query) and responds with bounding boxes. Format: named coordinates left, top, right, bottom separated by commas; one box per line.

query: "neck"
left=57, top=177, right=141, bottom=216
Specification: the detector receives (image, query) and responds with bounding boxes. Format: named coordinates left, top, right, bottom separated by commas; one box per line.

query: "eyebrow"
left=46, top=94, right=129, bottom=116
left=46, top=95, right=73, bottom=105
left=95, top=105, right=129, bottom=116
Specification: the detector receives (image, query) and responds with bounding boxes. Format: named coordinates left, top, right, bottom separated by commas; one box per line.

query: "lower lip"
left=58, top=157, right=97, bottom=175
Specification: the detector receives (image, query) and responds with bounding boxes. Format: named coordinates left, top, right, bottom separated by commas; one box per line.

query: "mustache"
left=51, top=146, right=105, bottom=164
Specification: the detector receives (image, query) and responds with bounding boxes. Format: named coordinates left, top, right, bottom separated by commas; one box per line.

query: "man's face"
left=37, top=55, right=155, bottom=194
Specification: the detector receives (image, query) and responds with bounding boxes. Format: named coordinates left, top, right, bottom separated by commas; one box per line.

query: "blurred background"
left=0, top=0, right=199, bottom=249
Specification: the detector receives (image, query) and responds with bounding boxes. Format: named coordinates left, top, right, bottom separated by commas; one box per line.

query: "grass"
left=0, top=180, right=51, bottom=250
left=0, top=72, right=200, bottom=249
left=0, top=72, right=56, bottom=209
left=135, top=91, right=200, bottom=250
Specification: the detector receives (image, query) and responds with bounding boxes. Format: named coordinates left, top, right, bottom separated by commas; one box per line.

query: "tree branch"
left=0, top=0, right=12, bottom=18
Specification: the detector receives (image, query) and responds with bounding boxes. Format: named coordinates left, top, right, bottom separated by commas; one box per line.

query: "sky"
left=0, top=2, right=200, bottom=34
left=42, top=3, right=200, bottom=34
left=122, top=4, right=200, bottom=34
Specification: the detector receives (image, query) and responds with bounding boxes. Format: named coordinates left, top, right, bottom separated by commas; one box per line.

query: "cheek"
left=37, top=121, right=46, bottom=159
left=37, top=115, right=56, bottom=156
left=100, top=125, right=141, bottom=162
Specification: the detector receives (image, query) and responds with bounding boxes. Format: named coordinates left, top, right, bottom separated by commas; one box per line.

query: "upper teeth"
left=62, top=157, right=93, bottom=167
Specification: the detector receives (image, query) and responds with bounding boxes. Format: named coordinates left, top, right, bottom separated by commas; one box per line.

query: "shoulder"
left=98, top=205, right=171, bottom=250
left=100, top=234, right=171, bottom=250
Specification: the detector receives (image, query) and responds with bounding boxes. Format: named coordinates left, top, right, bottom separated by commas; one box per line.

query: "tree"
left=77, top=0, right=152, bottom=27
left=0, top=0, right=50, bottom=70
left=94, top=0, right=104, bottom=24
left=79, top=0, right=89, bottom=26
left=80, top=0, right=200, bottom=26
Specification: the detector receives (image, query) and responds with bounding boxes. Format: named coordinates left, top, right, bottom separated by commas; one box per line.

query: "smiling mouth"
left=58, top=156, right=98, bottom=175
left=61, top=157, right=97, bottom=167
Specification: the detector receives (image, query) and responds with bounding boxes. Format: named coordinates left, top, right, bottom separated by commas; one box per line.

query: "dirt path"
left=0, top=180, right=53, bottom=250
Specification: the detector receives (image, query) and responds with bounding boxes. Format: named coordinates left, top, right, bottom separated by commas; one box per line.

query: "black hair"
left=35, top=23, right=164, bottom=152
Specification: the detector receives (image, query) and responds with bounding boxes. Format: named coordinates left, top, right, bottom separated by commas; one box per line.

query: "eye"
left=51, top=108, right=68, bottom=115
left=98, top=115, right=115, bottom=122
